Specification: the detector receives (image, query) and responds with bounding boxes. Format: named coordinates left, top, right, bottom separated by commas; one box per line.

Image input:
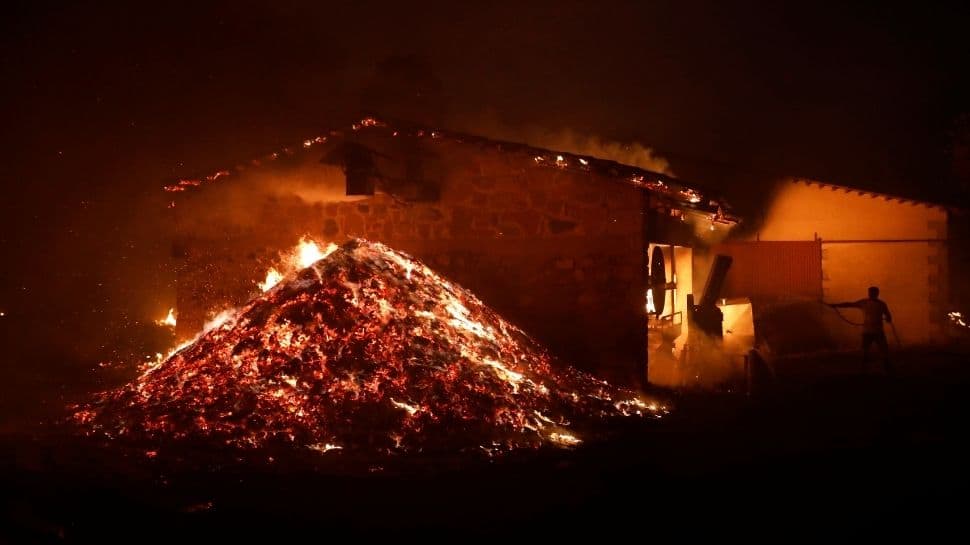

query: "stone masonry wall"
left=175, top=139, right=646, bottom=383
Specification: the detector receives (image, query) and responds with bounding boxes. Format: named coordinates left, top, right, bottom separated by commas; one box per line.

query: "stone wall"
left=174, top=139, right=647, bottom=383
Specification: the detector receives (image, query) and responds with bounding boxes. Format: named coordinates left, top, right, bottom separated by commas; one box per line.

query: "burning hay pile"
left=75, top=239, right=660, bottom=455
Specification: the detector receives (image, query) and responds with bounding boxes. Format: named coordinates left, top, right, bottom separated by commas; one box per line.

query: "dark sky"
left=1, top=0, right=968, bottom=361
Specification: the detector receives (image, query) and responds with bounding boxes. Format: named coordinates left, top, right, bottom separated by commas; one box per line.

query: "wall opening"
left=646, top=243, right=692, bottom=386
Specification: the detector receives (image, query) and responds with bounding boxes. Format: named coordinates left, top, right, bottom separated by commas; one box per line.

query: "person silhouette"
left=830, top=286, right=893, bottom=373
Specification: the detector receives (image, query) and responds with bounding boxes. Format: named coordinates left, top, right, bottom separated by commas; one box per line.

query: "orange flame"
left=156, top=308, right=177, bottom=327
left=258, top=268, right=285, bottom=292
left=258, top=237, right=339, bottom=292
left=646, top=289, right=656, bottom=314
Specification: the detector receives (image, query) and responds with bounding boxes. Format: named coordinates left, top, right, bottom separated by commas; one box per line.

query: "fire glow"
left=258, top=238, right=339, bottom=292
left=156, top=308, right=177, bottom=327
left=949, top=311, right=968, bottom=329
left=75, top=239, right=663, bottom=455
left=646, top=288, right=656, bottom=314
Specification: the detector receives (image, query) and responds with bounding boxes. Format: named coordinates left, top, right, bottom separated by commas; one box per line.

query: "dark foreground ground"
left=2, top=348, right=969, bottom=543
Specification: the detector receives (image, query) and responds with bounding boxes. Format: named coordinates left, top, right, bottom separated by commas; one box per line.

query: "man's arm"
left=883, top=302, right=892, bottom=323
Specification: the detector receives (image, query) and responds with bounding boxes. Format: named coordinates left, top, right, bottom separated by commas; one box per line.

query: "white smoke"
left=455, top=115, right=673, bottom=175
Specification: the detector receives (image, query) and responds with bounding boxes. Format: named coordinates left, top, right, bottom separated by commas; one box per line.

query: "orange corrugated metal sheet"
left=714, top=241, right=822, bottom=299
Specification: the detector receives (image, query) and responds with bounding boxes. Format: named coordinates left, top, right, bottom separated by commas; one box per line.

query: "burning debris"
left=948, top=311, right=968, bottom=329
left=76, top=239, right=661, bottom=455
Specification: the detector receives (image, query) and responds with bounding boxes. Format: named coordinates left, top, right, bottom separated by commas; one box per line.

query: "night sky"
left=1, top=1, right=968, bottom=362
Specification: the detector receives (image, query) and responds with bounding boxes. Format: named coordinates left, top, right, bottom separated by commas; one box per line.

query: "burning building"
left=167, top=117, right=737, bottom=387
left=714, top=178, right=953, bottom=356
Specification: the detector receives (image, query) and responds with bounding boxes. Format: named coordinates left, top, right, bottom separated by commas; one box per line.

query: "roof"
left=789, top=178, right=955, bottom=212
left=163, top=116, right=739, bottom=222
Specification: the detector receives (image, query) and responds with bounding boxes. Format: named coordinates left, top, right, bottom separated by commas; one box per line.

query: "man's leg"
left=861, top=334, right=872, bottom=373
left=877, top=332, right=891, bottom=374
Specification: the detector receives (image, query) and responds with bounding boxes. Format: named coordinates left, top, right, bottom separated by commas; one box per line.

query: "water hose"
left=821, top=300, right=902, bottom=348
left=820, top=300, right=864, bottom=327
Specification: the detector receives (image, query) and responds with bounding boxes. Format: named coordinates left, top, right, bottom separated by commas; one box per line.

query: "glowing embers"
left=75, top=239, right=662, bottom=455
left=949, top=311, right=968, bottom=329
left=680, top=189, right=703, bottom=204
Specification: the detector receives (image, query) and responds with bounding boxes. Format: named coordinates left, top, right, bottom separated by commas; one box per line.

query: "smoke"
left=253, top=159, right=357, bottom=206
left=648, top=327, right=744, bottom=389
left=174, top=153, right=360, bottom=235
left=357, top=53, right=672, bottom=174
left=516, top=128, right=673, bottom=176
left=452, top=115, right=674, bottom=175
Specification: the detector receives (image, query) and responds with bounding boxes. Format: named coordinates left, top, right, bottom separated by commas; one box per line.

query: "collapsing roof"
left=163, top=116, right=739, bottom=224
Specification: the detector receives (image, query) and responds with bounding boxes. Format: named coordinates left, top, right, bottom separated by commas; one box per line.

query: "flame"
left=949, top=311, right=968, bottom=329
left=390, top=399, right=420, bottom=416
left=258, top=238, right=339, bottom=292
left=308, top=443, right=343, bottom=453
left=258, top=268, right=284, bottom=292
left=646, top=289, right=656, bottom=314
left=548, top=432, right=582, bottom=447
left=203, top=308, right=238, bottom=332
left=296, top=239, right=327, bottom=268
left=681, top=189, right=703, bottom=204
left=156, top=308, right=177, bottom=327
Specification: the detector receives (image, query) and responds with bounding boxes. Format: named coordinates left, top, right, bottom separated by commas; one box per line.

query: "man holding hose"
left=830, top=286, right=894, bottom=373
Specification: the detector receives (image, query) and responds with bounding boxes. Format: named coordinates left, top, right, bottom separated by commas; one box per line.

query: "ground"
left=2, top=347, right=969, bottom=542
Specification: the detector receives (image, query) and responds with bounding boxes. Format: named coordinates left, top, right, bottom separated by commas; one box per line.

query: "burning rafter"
left=162, top=116, right=737, bottom=222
